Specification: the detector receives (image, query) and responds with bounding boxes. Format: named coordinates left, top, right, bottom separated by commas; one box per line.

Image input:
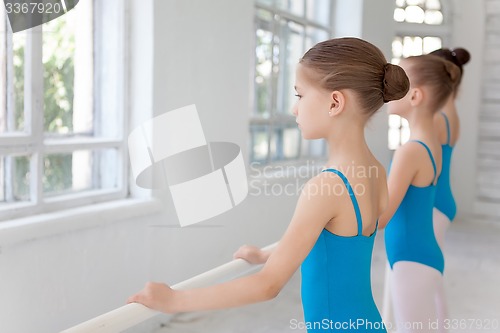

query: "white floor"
left=155, top=219, right=500, bottom=333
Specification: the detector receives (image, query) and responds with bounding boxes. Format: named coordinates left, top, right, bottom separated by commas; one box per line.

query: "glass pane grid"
left=257, top=0, right=331, bottom=29
left=0, top=16, right=6, bottom=134
left=306, top=0, right=331, bottom=26
left=277, top=0, right=305, bottom=18
left=394, top=0, right=443, bottom=25
left=43, top=11, right=76, bottom=135
left=250, top=125, right=270, bottom=163
left=43, top=7, right=94, bottom=138
left=391, top=35, right=442, bottom=63
left=305, top=26, right=328, bottom=50
left=256, top=0, right=274, bottom=7
left=269, top=125, right=300, bottom=161
left=0, top=154, right=31, bottom=204
left=43, top=148, right=119, bottom=197
left=0, top=1, right=128, bottom=219
left=389, top=32, right=442, bottom=149
left=252, top=0, right=331, bottom=163
left=255, top=12, right=273, bottom=118
left=277, top=19, right=304, bottom=115
left=0, top=31, right=28, bottom=134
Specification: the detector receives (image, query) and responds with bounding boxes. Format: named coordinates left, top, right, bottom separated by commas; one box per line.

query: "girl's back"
left=301, top=156, right=387, bottom=332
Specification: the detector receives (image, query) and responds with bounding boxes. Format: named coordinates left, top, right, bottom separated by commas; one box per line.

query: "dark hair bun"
left=383, top=63, right=410, bottom=102
left=452, top=48, right=471, bottom=66
left=430, top=47, right=471, bottom=70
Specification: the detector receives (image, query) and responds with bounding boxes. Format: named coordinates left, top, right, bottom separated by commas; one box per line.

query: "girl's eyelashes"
left=294, top=94, right=302, bottom=99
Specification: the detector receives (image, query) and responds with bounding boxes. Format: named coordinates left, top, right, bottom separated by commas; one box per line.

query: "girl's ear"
left=409, top=87, right=423, bottom=107
left=328, top=90, right=346, bottom=117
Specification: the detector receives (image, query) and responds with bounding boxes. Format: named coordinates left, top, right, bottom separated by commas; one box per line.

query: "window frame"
left=389, top=0, right=452, bottom=150
left=0, top=0, right=130, bottom=221
left=250, top=0, right=333, bottom=165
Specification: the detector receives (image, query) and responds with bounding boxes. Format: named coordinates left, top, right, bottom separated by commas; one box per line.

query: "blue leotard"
left=434, top=112, right=457, bottom=221
left=385, top=141, right=444, bottom=274
left=301, top=169, right=386, bottom=332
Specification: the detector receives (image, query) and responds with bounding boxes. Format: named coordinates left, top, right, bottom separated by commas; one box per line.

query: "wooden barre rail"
left=61, top=242, right=278, bottom=333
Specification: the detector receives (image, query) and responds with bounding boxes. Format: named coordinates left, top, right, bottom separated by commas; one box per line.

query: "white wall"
left=0, top=213, right=155, bottom=333
left=148, top=0, right=299, bottom=286
left=467, top=0, right=500, bottom=220
left=361, top=0, right=397, bottom=169
left=450, top=0, right=484, bottom=220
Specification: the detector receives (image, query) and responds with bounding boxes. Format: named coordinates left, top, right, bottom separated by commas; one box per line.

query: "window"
left=0, top=0, right=127, bottom=221
left=394, top=0, right=443, bottom=25
left=389, top=0, right=449, bottom=149
left=250, top=0, right=332, bottom=164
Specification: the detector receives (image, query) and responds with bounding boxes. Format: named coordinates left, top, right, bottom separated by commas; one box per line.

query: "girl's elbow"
left=262, top=281, right=282, bottom=300
left=378, top=212, right=393, bottom=229
left=257, top=273, right=283, bottom=300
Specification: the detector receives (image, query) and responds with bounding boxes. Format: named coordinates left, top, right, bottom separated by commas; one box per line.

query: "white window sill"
left=0, top=197, right=164, bottom=248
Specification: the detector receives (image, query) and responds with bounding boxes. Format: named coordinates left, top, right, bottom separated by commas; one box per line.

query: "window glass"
left=390, top=0, right=445, bottom=149
left=251, top=0, right=331, bottom=162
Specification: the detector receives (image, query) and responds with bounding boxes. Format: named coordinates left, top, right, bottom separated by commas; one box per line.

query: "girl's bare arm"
left=128, top=174, right=343, bottom=313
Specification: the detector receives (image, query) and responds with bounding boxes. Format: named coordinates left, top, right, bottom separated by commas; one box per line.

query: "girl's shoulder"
left=300, top=169, right=352, bottom=204
left=294, top=170, right=349, bottom=222
left=391, top=142, right=424, bottom=173
left=396, top=140, right=430, bottom=157
left=400, top=139, right=441, bottom=159
left=394, top=139, right=442, bottom=177
left=308, top=168, right=348, bottom=189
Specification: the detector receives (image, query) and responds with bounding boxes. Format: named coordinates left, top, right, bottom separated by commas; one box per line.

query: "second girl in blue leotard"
left=429, top=47, right=471, bottom=329
left=379, top=54, right=461, bottom=333
left=429, top=47, right=471, bottom=248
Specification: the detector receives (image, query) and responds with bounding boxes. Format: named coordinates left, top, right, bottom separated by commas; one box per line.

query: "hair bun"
left=451, top=48, right=471, bottom=66
left=430, top=47, right=470, bottom=69
left=382, top=63, right=410, bottom=102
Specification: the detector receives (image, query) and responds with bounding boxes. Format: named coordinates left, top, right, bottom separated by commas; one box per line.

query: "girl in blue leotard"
left=128, top=38, right=409, bottom=332
left=379, top=55, right=461, bottom=333
left=429, top=47, right=471, bottom=328
left=429, top=47, right=470, bottom=250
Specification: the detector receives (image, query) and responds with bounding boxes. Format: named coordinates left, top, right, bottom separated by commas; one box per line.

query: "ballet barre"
left=61, top=242, right=278, bottom=333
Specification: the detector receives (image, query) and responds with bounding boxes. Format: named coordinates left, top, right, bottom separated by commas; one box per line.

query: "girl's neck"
left=408, top=111, right=435, bottom=140
left=324, top=122, right=369, bottom=167
left=441, top=96, right=457, bottom=115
